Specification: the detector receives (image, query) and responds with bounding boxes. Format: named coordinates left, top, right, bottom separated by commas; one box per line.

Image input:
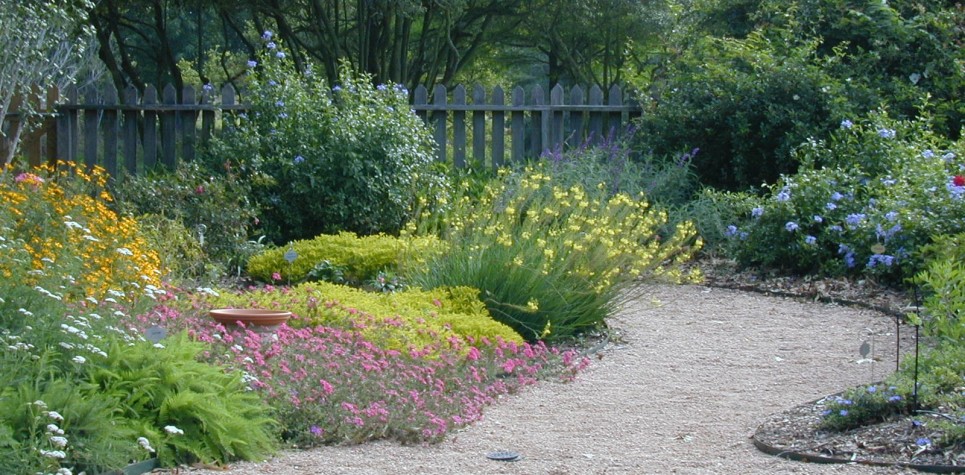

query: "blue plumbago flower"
left=278, top=112, right=288, bottom=119
left=268, top=80, right=278, bottom=86
left=877, top=127, right=896, bottom=139
left=262, top=30, right=273, bottom=40
left=202, top=83, right=214, bottom=93
left=881, top=177, right=897, bottom=186
left=840, top=119, right=853, bottom=129
left=775, top=188, right=791, bottom=202
left=739, top=231, right=749, bottom=240
left=276, top=51, right=286, bottom=59
left=266, top=41, right=277, bottom=49
left=813, top=215, right=823, bottom=223
left=333, top=85, right=342, bottom=92
left=922, top=149, right=935, bottom=159
left=885, top=211, right=899, bottom=221
left=845, top=213, right=866, bottom=227
left=293, top=155, right=305, bottom=164
left=942, top=152, right=956, bottom=162
left=821, top=409, right=832, bottom=417
left=829, top=225, right=843, bottom=233
left=889, top=395, right=902, bottom=402
left=867, top=254, right=895, bottom=268
left=377, top=84, right=388, bottom=91
left=275, top=100, right=285, bottom=107
left=825, top=202, right=837, bottom=211
left=840, top=399, right=853, bottom=406
left=805, top=235, right=817, bottom=245
left=838, top=244, right=850, bottom=254
left=839, top=409, right=849, bottom=416
left=876, top=223, right=902, bottom=240
left=867, top=385, right=877, bottom=393
left=830, top=191, right=844, bottom=201
left=916, top=437, right=931, bottom=447
left=912, top=420, right=923, bottom=427
left=785, top=221, right=799, bottom=232
left=724, top=225, right=738, bottom=237
left=844, top=251, right=856, bottom=268
left=247, top=60, right=257, bottom=68
left=751, top=207, right=764, bottom=218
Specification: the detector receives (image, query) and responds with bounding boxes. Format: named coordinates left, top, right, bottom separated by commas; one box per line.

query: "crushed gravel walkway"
left=188, top=284, right=917, bottom=474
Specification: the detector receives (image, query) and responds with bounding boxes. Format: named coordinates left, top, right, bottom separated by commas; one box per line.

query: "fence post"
left=123, top=86, right=138, bottom=174
left=491, top=86, right=505, bottom=170
left=83, top=88, right=99, bottom=172
left=102, top=83, right=119, bottom=176
left=181, top=85, right=197, bottom=162
left=160, top=84, right=177, bottom=169
left=608, top=84, right=623, bottom=136
left=143, top=86, right=158, bottom=169
left=431, top=85, right=447, bottom=163
left=530, top=85, right=544, bottom=157
left=200, top=85, right=215, bottom=143
left=511, top=86, right=525, bottom=164
left=452, top=85, right=466, bottom=168
left=549, top=84, right=564, bottom=151
left=588, top=85, right=604, bottom=143
left=472, top=84, right=486, bottom=165
left=56, top=86, right=78, bottom=163
left=569, top=86, right=585, bottom=145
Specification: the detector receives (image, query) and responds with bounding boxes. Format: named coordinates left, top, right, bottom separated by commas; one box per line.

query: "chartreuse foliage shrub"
left=820, top=233, right=964, bottom=447
left=246, top=231, right=443, bottom=285
left=721, top=111, right=965, bottom=283
left=0, top=165, right=277, bottom=474
left=195, top=281, right=523, bottom=352
left=406, top=162, right=702, bottom=341
left=203, top=32, right=448, bottom=243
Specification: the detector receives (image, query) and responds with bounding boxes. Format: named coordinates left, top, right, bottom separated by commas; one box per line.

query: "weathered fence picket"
left=3, top=83, right=640, bottom=176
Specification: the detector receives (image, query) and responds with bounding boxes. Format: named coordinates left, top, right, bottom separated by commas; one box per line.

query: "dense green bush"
left=203, top=33, right=447, bottom=243
left=720, top=111, right=964, bottom=283
left=632, top=1, right=962, bottom=190
left=112, top=161, right=260, bottom=279
left=631, top=31, right=847, bottom=189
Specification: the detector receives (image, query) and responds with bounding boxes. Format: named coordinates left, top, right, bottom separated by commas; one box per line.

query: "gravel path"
left=189, top=285, right=918, bottom=474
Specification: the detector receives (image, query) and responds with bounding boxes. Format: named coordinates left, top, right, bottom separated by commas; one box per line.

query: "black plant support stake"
left=912, top=285, right=922, bottom=412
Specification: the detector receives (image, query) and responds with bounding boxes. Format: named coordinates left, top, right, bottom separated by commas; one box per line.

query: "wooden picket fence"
left=2, top=83, right=640, bottom=176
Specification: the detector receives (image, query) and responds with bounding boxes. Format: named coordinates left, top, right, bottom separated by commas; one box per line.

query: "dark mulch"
left=699, top=258, right=964, bottom=472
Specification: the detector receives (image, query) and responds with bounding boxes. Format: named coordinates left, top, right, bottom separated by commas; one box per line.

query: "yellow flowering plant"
left=405, top=162, right=702, bottom=341
left=0, top=161, right=162, bottom=303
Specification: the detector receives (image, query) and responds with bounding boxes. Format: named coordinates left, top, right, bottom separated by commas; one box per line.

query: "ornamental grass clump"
left=406, top=163, right=702, bottom=341
left=140, top=302, right=587, bottom=447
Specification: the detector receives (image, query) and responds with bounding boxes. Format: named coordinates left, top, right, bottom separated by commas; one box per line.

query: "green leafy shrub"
left=203, top=34, right=447, bottom=243
left=405, top=162, right=702, bottom=341
left=246, top=231, right=444, bottom=285
left=720, top=111, right=965, bottom=283
left=193, top=281, right=524, bottom=352
left=112, top=161, right=260, bottom=279
left=819, top=384, right=913, bottom=431
left=85, top=333, right=278, bottom=467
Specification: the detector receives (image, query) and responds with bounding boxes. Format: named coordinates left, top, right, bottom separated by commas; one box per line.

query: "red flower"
left=954, top=175, right=965, bottom=187
left=195, top=185, right=205, bottom=194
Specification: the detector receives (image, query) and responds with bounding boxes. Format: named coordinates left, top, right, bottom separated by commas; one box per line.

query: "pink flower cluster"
left=135, top=301, right=589, bottom=447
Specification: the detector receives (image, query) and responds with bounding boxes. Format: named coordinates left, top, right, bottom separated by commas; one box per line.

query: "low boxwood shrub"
left=246, top=231, right=443, bottom=285
left=193, top=281, right=524, bottom=352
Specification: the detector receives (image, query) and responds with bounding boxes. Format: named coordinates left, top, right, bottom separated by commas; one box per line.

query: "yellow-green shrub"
left=196, top=281, right=522, bottom=353
left=246, top=231, right=443, bottom=283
